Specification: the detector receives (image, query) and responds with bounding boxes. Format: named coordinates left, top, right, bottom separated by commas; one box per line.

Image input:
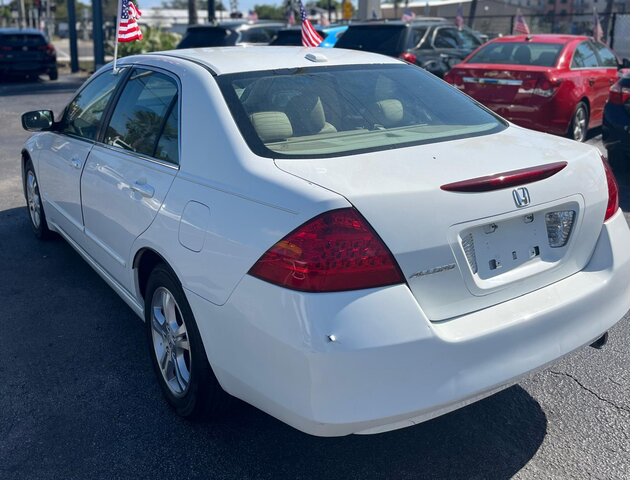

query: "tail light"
left=399, top=52, right=417, bottom=64
left=444, top=69, right=464, bottom=88
left=248, top=208, right=404, bottom=292
left=602, top=156, right=619, bottom=222
left=38, top=43, right=56, bottom=56
left=531, top=76, right=562, bottom=97
left=608, top=81, right=630, bottom=105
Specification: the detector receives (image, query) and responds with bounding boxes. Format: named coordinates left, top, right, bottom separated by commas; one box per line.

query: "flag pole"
left=113, top=0, right=121, bottom=74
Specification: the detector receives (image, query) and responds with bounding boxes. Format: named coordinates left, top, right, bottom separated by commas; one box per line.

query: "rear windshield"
left=217, top=64, right=505, bottom=159
left=467, top=42, right=564, bottom=66
left=0, top=33, right=46, bottom=46
left=177, top=28, right=238, bottom=48
left=335, top=25, right=406, bottom=57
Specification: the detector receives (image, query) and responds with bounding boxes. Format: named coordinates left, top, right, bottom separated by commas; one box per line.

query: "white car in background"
left=20, top=47, right=629, bottom=437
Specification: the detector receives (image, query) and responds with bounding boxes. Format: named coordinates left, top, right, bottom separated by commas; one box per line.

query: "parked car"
left=269, top=27, right=326, bottom=46
left=444, top=34, right=626, bottom=142
left=177, top=21, right=285, bottom=48
left=0, top=28, right=57, bottom=80
left=20, top=46, right=629, bottom=437
left=319, top=25, right=349, bottom=47
left=602, top=71, right=630, bottom=168
left=334, top=19, right=483, bottom=77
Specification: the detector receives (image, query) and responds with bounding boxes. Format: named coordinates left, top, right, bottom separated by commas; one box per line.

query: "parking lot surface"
left=0, top=74, right=629, bottom=479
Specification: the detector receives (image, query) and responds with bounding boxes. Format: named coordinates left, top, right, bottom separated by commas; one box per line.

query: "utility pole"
left=92, top=0, right=104, bottom=69
left=468, top=0, right=477, bottom=28
left=67, top=0, right=79, bottom=72
left=19, top=0, right=26, bottom=28
left=207, top=0, right=216, bottom=22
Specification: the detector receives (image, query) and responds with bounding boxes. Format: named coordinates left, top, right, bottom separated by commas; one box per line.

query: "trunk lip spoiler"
left=441, top=161, right=568, bottom=193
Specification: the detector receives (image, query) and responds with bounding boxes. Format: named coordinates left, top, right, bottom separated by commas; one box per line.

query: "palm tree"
left=188, top=0, right=198, bottom=24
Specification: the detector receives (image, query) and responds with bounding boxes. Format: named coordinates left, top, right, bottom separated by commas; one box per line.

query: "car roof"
left=151, top=46, right=403, bottom=75
left=347, top=18, right=449, bottom=27
left=187, top=21, right=284, bottom=31
left=490, top=34, right=590, bottom=44
left=0, top=28, right=46, bottom=36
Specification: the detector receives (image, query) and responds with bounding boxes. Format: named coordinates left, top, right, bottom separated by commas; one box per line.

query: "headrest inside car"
left=249, top=111, right=293, bottom=142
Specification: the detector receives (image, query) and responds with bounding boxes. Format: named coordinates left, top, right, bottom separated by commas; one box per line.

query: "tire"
left=24, top=160, right=53, bottom=239
left=49, top=68, right=58, bottom=81
left=145, top=264, right=227, bottom=419
left=568, top=102, right=589, bottom=142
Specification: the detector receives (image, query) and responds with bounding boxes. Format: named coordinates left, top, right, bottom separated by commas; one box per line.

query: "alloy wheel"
left=150, top=287, right=191, bottom=397
left=572, top=106, right=588, bottom=142
left=26, top=170, right=41, bottom=229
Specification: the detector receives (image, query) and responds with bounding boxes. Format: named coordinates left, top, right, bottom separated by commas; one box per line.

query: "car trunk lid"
left=274, top=126, right=608, bottom=321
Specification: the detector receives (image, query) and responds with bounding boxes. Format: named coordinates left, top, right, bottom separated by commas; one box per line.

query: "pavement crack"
left=548, top=370, right=629, bottom=413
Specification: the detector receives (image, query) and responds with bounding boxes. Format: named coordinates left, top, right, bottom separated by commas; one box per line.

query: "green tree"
left=253, top=3, right=285, bottom=20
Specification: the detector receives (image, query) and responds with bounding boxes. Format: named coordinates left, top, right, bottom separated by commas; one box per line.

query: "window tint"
left=335, top=25, right=406, bottom=57
left=593, top=43, right=618, bottom=67
left=468, top=42, right=562, bottom=66
left=572, top=41, right=599, bottom=68
left=177, top=28, right=237, bottom=48
left=408, top=28, right=426, bottom=48
left=60, top=71, right=122, bottom=140
left=457, top=29, right=481, bottom=49
left=155, top=101, right=179, bottom=165
left=240, top=27, right=271, bottom=43
left=433, top=28, right=460, bottom=48
left=0, top=33, right=46, bottom=46
left=217, top=64, right=504, bottom=159
left=104, top=69, right=179, bottom=163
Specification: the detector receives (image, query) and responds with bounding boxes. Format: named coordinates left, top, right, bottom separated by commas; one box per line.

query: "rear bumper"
left=187, top=211, right=629, bottom=436
left=483, top=98, right=572, bottom=136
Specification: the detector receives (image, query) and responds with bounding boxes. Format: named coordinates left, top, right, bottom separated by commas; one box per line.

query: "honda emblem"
left=512, top=187, right=530, bottom=208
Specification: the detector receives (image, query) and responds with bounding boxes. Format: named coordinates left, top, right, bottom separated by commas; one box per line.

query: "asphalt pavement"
left=0, top=74, right=630, bottom=480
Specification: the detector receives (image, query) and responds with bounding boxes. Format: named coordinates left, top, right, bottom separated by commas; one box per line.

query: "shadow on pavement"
left=0, top=205, right=547, bottom=480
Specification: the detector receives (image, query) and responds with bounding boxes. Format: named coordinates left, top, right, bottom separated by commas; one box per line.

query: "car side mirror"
left=21, top=110, right=54, bottom=132
left=619, top=58, right=630, bottom=69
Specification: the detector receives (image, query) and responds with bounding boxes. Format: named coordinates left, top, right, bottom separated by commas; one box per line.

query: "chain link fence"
left=443, top=12, right=630, bottom=59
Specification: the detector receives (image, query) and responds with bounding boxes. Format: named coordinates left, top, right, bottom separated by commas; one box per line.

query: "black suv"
left=177, top=21, right=285, bottom=48
left=334, top=20, right=483, bottom=77
left=0, top=28, right=57, bottom=80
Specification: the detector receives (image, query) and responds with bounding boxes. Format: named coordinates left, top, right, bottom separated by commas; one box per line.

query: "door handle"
left=129, top=181, right=155, bottom=198
left=69, top=158, right=82, bottom=169
left=588, top=77, right=596, bottom=86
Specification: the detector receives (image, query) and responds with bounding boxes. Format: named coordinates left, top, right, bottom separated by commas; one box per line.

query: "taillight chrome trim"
left=441, top=162, right=568, bottom=193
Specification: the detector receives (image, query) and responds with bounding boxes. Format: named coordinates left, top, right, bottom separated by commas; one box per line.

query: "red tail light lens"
left=532, top=76, right=562, bottom=97
left=399, top=52, right=417, bottom=64
left=608, top=81, right=630, bottom=105
left=602, top=156, right=619, bottom=222
left=248, top=208, right=404, bottom=292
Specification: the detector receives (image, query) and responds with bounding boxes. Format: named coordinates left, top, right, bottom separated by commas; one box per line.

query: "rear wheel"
left=48, top=68, right=58, bottom=81
left=568, top=102, right=589, bottom=142
left=145, top=264, right=227, bottom=419
left=24, top=160, right=52, bottom=239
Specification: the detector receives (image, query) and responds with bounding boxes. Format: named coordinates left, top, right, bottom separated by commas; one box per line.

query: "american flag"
left=118, top=0, right=143, bottom=43
left=513, top=10, right=530, bottom=35
left=593, top=8, right=604, bottom=43
left=299, top=0, right=323, bottom=47
left=401, top=9, right=416, bottom=22
left=455, top=4, right=464, bottom=30
left=288, top=7, right=296, bottom=26
left=248, top=10, right=259, bottom=21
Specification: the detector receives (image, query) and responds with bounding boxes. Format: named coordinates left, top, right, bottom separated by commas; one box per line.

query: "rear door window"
left=103, top=68, right=180, bottom=164
left=433, top=28, right=461, bottom=48
left=571, top=41, right=599, bottom=68
left=593, top=43, right=618, bottom=67
left=59, top=70, right=122, bottom=141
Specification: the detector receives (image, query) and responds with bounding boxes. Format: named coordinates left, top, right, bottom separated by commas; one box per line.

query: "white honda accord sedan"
left=20, top=47, right=629, bottom=436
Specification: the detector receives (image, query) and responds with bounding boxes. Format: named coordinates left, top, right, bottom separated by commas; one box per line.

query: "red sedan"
left=444, top=34, right=621, bottom=142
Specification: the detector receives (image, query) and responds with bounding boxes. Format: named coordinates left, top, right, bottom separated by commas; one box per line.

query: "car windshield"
left=467, top=42, right=564, bottom=66
left=217, top=64, right=505, bottom=159
left=335, top=25, right=406, bottom=56
left=0, top=33, right=46, bottom=46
